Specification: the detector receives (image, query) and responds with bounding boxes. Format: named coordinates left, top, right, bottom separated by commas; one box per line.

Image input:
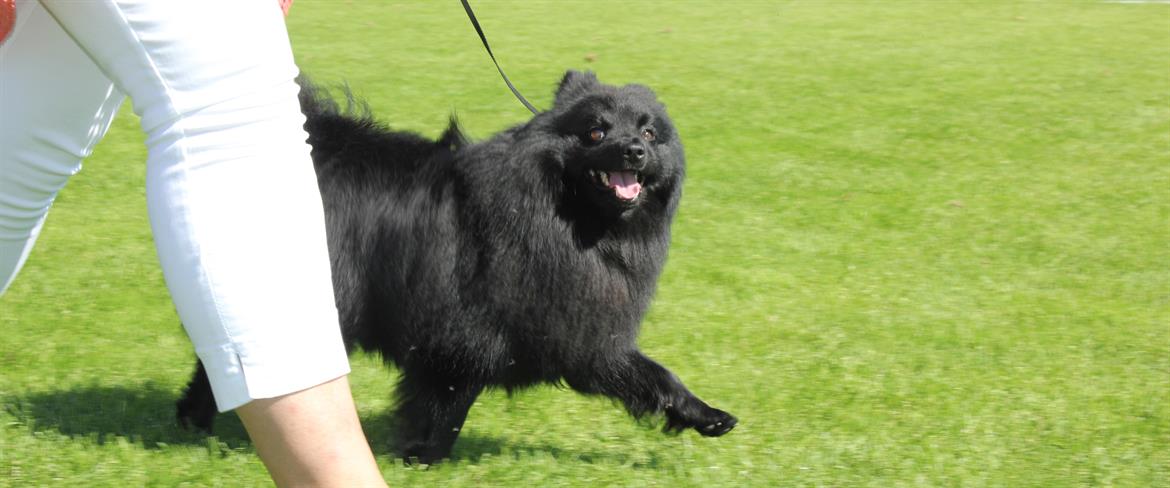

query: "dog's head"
left=545, top=71, right=685, bottom=221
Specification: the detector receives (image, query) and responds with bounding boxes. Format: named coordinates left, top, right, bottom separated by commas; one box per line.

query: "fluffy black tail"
left=295, top=75, right=468, bottom=154
left=296, top=75, right=369, bottom=119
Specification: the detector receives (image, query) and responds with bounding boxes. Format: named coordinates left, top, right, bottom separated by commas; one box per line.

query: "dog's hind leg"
left=393, top=372, right=484, bottom=464
left=565, top=350, right=738, bottom=437
left=176, top=359, right=218, bottom=432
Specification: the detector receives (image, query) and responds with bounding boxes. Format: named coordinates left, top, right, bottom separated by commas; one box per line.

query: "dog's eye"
left=589, top=127, right=606, bottom=143
left=641, top=129, right=656, bottom=142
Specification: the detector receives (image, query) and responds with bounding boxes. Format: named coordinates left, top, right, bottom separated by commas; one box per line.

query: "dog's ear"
left=554, top=70, right=601, bottom=106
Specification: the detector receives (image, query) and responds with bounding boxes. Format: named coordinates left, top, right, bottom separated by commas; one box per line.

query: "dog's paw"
left=694, top=408, right=737, bottom=437
left=398, top=440, right=451, bottom=466
left=665, top=403, right=737, bottom=437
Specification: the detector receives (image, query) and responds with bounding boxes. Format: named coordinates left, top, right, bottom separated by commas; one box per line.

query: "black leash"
left=460, top=0, right=540, bottom=114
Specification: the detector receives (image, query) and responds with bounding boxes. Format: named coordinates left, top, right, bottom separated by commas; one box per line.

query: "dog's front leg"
left=565, top=350, right=737, bottom=437
left=393, top=372, right=484, bottom=464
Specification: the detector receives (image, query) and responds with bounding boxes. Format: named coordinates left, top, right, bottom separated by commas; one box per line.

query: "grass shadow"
left=5, top=383, right=251, bottom=449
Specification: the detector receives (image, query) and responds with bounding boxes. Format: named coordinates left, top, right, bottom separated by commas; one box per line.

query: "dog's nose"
left=624, top=143, right=646, bottom=163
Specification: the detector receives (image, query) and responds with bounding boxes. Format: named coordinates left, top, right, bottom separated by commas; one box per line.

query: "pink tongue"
left=607, top=171, right=642, bottom=200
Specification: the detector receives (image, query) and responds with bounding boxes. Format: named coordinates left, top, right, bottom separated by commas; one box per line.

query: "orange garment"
left=0, top=0, right=15, bottom=44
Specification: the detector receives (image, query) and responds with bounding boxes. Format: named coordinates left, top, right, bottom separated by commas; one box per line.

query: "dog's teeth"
left=600, top=171, right=610, bottom=185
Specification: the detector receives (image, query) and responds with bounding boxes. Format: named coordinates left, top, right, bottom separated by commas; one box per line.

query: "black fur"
left=176, top=71, right=736, bottom=463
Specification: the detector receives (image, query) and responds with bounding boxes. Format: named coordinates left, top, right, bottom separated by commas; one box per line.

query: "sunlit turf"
left=2, top=1, right=1167, bottom=486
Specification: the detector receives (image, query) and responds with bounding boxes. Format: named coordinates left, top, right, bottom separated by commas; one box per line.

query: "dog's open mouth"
left=589, top=169, right=643, bottom=201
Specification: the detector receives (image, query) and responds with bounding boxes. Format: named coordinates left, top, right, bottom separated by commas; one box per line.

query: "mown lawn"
left=2, top=1, right=1167, bottom=486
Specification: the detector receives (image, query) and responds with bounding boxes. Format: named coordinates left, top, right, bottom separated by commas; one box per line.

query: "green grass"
left=2, top=1, right=1168, bottom=486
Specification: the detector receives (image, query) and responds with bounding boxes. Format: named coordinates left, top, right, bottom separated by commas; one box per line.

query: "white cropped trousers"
left=0, top=0, right=350, bottom=411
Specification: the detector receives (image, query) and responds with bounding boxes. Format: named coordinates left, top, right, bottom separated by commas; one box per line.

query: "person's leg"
left=38, top=1, right=384, bottom=485
left=236, top=376, right=383, bottom=487
left=0, top=0, right=124, bottom=296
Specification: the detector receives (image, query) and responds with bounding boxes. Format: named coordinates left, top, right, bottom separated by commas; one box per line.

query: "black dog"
left=176, top=70, right=736, bottom=463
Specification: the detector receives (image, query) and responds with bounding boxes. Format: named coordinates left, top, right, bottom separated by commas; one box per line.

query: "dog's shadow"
left=448, top=435, right=666, bottom=468
left=362, top=410, right=668, bottom=468
left=8, top=385, right=663, bottom=468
